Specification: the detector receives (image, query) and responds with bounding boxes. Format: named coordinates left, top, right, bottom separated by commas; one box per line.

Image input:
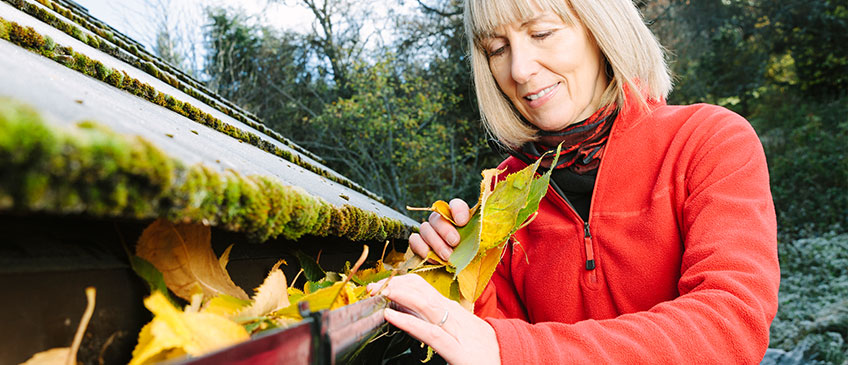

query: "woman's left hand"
left=367, top=274, right=500, bottom=365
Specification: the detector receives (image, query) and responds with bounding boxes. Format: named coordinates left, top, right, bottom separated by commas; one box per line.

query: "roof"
left=0, top=0, right=417, bottom=242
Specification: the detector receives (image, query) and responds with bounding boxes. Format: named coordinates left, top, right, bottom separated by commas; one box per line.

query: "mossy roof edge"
left=0, top=97, right=414, bottom=243
left=3, top=0, right=308, bottom=162
left=0, top=13, right=388, bottom=204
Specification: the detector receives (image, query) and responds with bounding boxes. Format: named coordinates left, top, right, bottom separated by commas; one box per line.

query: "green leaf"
left=448, top=208, right=482, bottom=276
left=513, top=146, right=561, bottom=232
left=130, top=255, right=179, bottom=306
left=306, top=279, right=335, bottom=293
left=294, top=250, right=325, bottom=282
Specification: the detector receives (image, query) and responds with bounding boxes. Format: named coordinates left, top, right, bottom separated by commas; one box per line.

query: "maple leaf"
left=136, top=219, right=248, bottom=301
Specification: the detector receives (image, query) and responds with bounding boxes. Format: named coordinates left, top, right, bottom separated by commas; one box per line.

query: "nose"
left=509, top=41, right=539, bottom=84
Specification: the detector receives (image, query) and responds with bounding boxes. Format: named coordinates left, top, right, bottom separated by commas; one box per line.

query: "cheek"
left=489, top=62, right=513, bottom=92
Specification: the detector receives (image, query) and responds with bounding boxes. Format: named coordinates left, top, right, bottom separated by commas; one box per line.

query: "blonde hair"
left=464, top=0, right=672, bottom=148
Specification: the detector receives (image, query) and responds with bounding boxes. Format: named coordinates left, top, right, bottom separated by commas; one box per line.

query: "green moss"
left=105, top=67, right=123, bottom=87
left=0, top=13, right=384, bottom=203
left=0, top=18, right=10, bottom=40
left=9, top=23, right=45, bottom=49
left=0, top=98, right=412, bottom=241
left=1, top=2, right=327, bottom=162
left=72, top=52, right=96, bottom=76
left=93, top=60, right=110, bottom=80
left=143, top=62, right=159, bottom=78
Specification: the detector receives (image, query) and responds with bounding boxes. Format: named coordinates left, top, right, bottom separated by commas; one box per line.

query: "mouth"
left=524, top=82, right=559, bottom=101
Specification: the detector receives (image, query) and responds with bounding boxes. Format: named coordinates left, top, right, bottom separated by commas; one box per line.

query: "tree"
left=305, top=56, right=488, bottom=211
left=203, top=8, right=326, bottom=141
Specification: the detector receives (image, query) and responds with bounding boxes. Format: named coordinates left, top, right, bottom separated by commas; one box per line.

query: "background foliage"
left=153, top=0, right=846, bottom=362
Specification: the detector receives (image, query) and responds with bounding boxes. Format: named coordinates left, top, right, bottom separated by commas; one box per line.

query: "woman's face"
left=484, top=8, right=608, bottom=131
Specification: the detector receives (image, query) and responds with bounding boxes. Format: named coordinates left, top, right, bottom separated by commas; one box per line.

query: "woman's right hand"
left=409, top=198, right=470, bottom=261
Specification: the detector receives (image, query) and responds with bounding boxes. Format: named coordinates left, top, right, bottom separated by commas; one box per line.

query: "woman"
left=368, top=0, right=779, bottom=363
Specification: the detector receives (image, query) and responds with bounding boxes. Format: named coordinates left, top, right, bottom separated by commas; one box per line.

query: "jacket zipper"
left=548, top=183, right=598, bottom=284
left=583, top=222, right=596, bottom=270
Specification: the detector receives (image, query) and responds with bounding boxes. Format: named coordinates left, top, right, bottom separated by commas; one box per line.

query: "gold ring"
left=437, top=309, right=449, bottom=327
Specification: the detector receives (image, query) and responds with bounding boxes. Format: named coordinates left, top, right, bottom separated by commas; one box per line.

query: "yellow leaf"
left=382, top=249, right=407, bottom=269
left=201, top=295, right=251, bottom=317
left=273, top=282, right=365, bottom=319
left=130, top=292, right=249, bottom=364
left=457, top=245, right=505, bottom=305
left=406, top=200, right=456, bottom=224
left=136, top=219, right=248, bottom=301
left=237, top=267, right=290, bottom=318
left=413, top=266, right=456, bottom=300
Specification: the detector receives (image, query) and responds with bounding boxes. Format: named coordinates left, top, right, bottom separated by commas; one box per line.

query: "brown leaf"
left=136, top=219, right=248, bottom=301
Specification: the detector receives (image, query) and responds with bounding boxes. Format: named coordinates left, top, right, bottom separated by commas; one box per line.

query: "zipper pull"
left=583, top=222, right=595, bottom=270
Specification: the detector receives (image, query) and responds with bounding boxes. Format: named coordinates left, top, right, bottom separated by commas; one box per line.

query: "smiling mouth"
left=524, top=83, right=559, bottom=101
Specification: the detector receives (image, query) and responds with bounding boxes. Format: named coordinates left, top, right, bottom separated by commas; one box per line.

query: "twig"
left=68, top=287, right=96, bottom=365
left=330, top=245, right=369, bottom=305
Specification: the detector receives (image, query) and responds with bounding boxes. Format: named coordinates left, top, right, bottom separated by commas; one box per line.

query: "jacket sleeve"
left=483, top=111, right=780, bottom=364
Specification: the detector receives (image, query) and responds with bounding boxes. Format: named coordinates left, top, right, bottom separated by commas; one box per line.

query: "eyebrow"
left=519, top=15, right=547, bottom=29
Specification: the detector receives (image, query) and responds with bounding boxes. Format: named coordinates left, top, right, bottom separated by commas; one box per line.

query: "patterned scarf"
left=515, top=107, right=618, bottom=175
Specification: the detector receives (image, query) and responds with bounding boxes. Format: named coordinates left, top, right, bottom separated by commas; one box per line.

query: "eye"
left=485, top=39, right=508, bottom=58
left=531, top=30, right=554, bottom=40
left=488, top=45, right=507, bottom=57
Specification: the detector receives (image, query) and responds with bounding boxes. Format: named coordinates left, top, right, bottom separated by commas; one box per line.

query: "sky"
left=73, top=0, right=410, bottom=74
left=73, top=0, right=315, bottom=61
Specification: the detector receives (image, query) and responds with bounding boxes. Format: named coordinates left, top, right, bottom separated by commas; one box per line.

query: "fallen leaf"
left=201, top=295, right=251, bottom=317
left=237, top=261, right=290, bottom=318
left=130, top=291, right=249, bottom=364
left=457, top=245, right=506, bottom=304
left=413, top=265, right=457, bottom=301
left=406, top=200, right=456, bottom=224
left=21, top=287, right=96, bottom=365
left=273, top=282, right=366, bottom=319
left=130, top=255, right=179, bottom=306
left=293, top=250, right=326, bottom=282
left=136, top=219, right=248, bottom=301
left=218, top=244, right=234, bottom=271
left=408, top=145, right=562, bottom=307
left=20, top=348, right=72, bottom=365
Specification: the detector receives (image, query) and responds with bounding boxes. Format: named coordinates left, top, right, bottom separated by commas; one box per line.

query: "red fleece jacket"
left=474, top=96, right=780, bottom=364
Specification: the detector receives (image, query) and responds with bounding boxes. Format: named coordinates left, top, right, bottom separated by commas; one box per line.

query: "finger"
left=408, top=233, right=431, bottom=259
left=419, top=222, right=452, bottom=261
left=449, top=198, right=470, bottom=226
left=380, top=275, right=448, bottom=324
left=428, top=212, right=461, bottom=248
left=366, top=278, right=388, bottom=295
left=384, top=308, right=459, bottom=352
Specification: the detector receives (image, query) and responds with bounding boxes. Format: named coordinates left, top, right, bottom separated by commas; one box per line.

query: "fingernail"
left=440, top=248, right=452, bottom=261
left=448, top=232, right=460, bottom=246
